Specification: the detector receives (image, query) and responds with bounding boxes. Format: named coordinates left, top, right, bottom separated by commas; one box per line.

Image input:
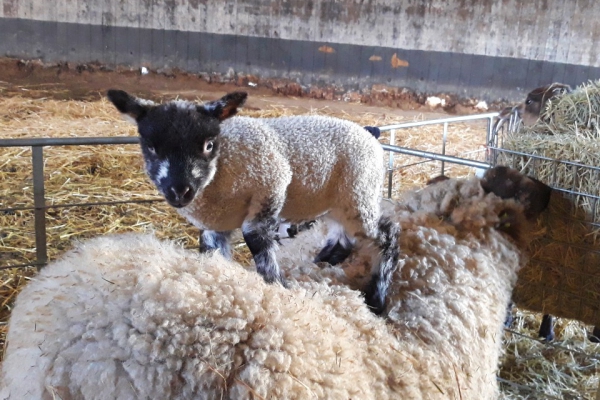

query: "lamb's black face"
left=107, top=89, right=248, bottom=208
left=138, top=104, right=221, bottom=207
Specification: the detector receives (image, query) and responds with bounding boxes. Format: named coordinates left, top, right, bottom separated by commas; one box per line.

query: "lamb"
left=106, top=89, right=399, bottom=314
left=0, top=168, right=548, bottom=400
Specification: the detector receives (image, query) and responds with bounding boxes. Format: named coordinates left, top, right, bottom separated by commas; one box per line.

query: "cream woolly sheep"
left=1, top=169, right=548, bottom=399
left=106, top=89, right=399, bottom=314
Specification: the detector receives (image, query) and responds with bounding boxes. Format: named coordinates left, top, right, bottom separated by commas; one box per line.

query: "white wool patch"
left=172, top=100, right=197, bottom=111
left=191, top=165, right=203, bottom=179
left=156, top=160, right=170, bottom=182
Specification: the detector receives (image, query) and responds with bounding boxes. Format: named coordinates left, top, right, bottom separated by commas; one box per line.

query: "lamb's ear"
left=200, top=92, right=248, bottom=121
left=107, top=89, right=153, bottom=123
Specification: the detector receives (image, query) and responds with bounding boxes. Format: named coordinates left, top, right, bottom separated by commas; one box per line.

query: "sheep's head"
left=107, top=90, right=247, bottom=208
left=518, top=83, right=572, bottom=126
left=480, top=166, right=553, bottom=220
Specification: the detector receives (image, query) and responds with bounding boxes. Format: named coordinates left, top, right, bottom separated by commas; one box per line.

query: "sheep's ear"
left=107, top=89, right=153, bottom=123
left=200, top=92, right=248, bottom=121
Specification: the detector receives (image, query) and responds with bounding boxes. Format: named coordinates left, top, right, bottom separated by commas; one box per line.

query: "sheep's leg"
left=539, top=314, right=555, bottom=341
left=199, top=230, right=233, bottom=259
left=504, top=301, right=515, bottom=328
left=314, top=220, right=354, bottom=265
left=363, top=216, right=401, bottom=315
left=242, top=201, right=287, bottom=287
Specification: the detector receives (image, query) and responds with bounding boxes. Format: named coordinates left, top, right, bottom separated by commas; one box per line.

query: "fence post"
left=387, top=129, right=396, bottom=199
left=32, top=146, right=47, bottom=270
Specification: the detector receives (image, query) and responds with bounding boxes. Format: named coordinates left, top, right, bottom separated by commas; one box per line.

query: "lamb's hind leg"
left=242, top=199, right=287, bottom=287
left=200, top=230, right=233, bottom=259
left=333, top=212, right=400, bottom=315
left=363, top=216, right=401, bottom=315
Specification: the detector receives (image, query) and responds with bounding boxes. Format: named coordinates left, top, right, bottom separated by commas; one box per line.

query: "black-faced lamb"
left=0, top=168, right=550, bottom=399
left=106, top=90, right=399, bottom=314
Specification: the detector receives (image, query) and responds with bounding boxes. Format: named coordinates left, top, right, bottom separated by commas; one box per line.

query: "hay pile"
left=496, top=81, right=600, bottom=333
left=0, top=91, right=597, bottom=398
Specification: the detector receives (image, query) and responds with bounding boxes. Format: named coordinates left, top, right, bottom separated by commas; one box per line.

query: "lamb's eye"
left=147, top=146, right=157, bottom=155
left=204, top=141, right=214, bottom=153
left=525, top=99, right=532, bottom=105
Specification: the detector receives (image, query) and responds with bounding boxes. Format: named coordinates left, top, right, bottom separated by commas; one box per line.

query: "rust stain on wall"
left=391, top=53, right=409, bottom=68
left=318, top=45, right=335, bottom=54
left=3, top=0, right=18, bottom=18
left=369, top=55, right=382, bottom=61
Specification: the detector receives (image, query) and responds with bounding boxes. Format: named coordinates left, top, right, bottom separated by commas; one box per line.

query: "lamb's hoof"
left=262, top=274, right=289, bottom=289
left=364, top=276, right=386, bottom=316
left=538, top=314, right=555, bottom=342
left=286, top=225, right=298, bottom=238
left=589, top=326, right=600, bottom=343
left=314, top=241, right=353, bottom=266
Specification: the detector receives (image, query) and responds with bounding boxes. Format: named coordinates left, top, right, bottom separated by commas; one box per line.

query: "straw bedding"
left=0, top=90, right=598, bottom=399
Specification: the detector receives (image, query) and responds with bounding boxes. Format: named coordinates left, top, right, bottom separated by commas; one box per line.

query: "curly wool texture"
left=1, top=177, right=527, bottom=400
left=178, top=115, right=383, bottom=232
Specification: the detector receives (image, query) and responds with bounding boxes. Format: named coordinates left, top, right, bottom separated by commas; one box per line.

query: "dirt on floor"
left=0, top=57, right=498, bottom=118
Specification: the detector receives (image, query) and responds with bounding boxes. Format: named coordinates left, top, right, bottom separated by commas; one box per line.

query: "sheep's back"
left=1, top=233, right=436, bottom=399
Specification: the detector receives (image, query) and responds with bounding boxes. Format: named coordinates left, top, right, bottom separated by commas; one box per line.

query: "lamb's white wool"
left=1, top=176, right=532, bottom=400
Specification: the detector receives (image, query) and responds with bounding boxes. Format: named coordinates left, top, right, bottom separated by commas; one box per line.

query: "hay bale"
left=495, top=80, right=600, bottom=328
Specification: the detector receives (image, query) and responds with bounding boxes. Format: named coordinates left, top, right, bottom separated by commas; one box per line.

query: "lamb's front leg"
left=200, top=230, right=233, bottom=260
left=242, top=201, right=287, bottom=287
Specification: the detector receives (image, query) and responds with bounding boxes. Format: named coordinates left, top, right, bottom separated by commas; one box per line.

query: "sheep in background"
left=0, top=168, right=551, bottom=399
left=518, top=82, right=572, bottom=126
left=106, top=90, right=399, bottom=314
left=493, top=82, right=572, bottom=133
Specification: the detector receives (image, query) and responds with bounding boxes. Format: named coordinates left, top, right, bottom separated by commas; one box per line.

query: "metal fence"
left=0, top=113, right=497, bottom=270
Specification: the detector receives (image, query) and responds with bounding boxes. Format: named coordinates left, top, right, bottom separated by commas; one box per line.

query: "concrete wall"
left=2, top=0, right=600, bottom=100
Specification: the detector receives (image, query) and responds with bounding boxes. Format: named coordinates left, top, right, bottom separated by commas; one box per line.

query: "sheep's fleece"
left=0, top=177, right=529, bottom=400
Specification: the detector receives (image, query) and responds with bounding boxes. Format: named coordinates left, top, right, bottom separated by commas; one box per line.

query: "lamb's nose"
left=170, top=185, right=193, bottom=204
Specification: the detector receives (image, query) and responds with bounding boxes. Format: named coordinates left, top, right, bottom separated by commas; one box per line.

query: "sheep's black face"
left=107, top=90, right=248, bottom=208
left=137, top=104, right=221, bottom=207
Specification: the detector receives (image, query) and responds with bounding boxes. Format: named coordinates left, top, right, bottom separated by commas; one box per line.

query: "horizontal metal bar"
left=492, top=147, right=600, bottom=172
left=0, top=198, right=164, bottom=213
left=0, top=136, right=139, bottom=147
left=381, top=144, right=491, bottom=170
left=379, top=112, right=499, bottom=131
left=504, top=328, right=600, bottom=361
left=0, top=262, right=43, bottom=270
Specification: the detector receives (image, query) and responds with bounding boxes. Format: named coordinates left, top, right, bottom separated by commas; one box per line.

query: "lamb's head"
left=107, top=89, right=247, bottom=207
